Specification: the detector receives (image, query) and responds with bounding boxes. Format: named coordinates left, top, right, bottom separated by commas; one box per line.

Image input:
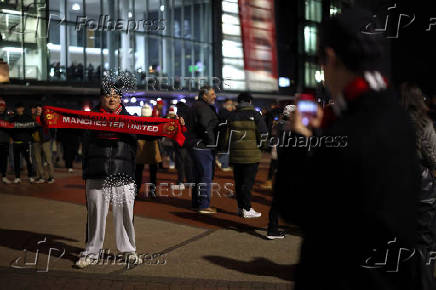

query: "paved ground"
left=0, top=157, right=300, bottom=289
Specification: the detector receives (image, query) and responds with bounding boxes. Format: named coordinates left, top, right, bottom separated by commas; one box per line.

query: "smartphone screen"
left=297, top=100, right=317, bottom=126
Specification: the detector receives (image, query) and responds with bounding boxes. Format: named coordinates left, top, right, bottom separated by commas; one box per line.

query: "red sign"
left=239, top=0, right=278, bottom=90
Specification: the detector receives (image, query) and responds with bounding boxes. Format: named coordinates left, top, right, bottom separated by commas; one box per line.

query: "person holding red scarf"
left=75, top=78, right=141, bottom=268
left=276, top=8, right=420, bottom=290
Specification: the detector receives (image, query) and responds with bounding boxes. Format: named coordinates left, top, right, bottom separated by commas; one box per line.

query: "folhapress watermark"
left=75, top=15, right=166, bottom=34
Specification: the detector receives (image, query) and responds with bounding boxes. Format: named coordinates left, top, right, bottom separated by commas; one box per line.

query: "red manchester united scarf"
left=40, top=106, right=186, bottom=146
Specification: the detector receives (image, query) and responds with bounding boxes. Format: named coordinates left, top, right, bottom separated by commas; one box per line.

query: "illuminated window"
left=305, top=0, right=322, bottom=23
left=221, top=0, right=246, bottom=90
left=330, top=0, right=342, bottom=16
left=304, top=25, right=317, bottom=55
left=305, top=62, right=321, bottom=88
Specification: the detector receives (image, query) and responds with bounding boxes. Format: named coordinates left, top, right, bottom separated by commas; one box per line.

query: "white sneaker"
left=34, top=178, right=45, bottom=184
left=13, top=178, right=21, bottom=184
left=68, top=168, right=73, bottom=173
left=29, top=177, right=36, bottom=183
left=242, top=208, right=261, bottom=218
left=74, top=256, right=97, bottom=269
left=171, top=183, right=185, bottom=190
left=221, top=167, right=232, bottom=172
left=2, top=177, right=12, bottom=184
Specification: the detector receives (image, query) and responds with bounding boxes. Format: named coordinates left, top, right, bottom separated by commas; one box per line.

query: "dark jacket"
left=218, top=107, right=232, bottom=122
left=0, top=111, right=10, bottom=144
left=10, top=113, right=36, bottom=143
left=225, top=102, right=267, bottom=164
left=277, top=89, right=420, bottom=290
left=32, top=115, right=52, bottom=143
left=190, top=98, right=219, bottom=149
left=82, top=105, right=137, bottom=180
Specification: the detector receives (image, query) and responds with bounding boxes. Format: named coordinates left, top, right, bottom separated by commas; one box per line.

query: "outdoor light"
left=180, top=98, right=186, bottom=103
left=123, top=99, right=129, bottom=104
left=140, top=101, right=144, bottom=106
left=315, top=70, right=324, bottom=83
left=128, top=12, right=133, bottom=18
left=160, top=5, right=165, bottom=12
left=72, top=3, right=80, bottom=11
left=49, top=68, right=54, bottom=77
left=279, top=77, right=290, bottom=87
left=150, top=100, right=157, bottom=105
left=157, top=98, right=162, bottom=101
left=171, top=100, right=177, bottom=105
left=130, top=97, right=137, bottom=103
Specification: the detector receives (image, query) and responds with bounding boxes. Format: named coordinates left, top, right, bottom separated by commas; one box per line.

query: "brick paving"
left=0, top=156, right=297, bottom=289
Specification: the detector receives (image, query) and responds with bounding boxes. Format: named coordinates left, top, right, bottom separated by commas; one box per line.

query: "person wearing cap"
left=75, top=78, right=141, bottom=269
left=277, top=8, right=419, bottom=289
left=135, top=104, right=161, bottom=199
left=9, top=102, right=37, bottom=184
left=189, top=85, right=219, bottom=214
left=0, top=98, right=12, bottom=184
left=224, top=92, right=267, bottom=218
left=31, top=104, right=55, bottom=183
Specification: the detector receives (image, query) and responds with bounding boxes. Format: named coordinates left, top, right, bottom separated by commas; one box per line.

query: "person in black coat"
left=75, top=78, right=140, bottom=269
left=188, top=85, right=220, bottom=214
left=277, top=9, right=420, bottom=290
left=400, top=83, right=436, bottom=290
left=0, top=98, right=11, bottom=183
left=9, top=102, right=37, bottom=183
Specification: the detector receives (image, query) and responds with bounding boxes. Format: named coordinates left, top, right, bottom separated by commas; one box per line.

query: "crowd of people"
left=2, top=7, right=436, bottom=289
left=0, top=101, right=82, bottom=184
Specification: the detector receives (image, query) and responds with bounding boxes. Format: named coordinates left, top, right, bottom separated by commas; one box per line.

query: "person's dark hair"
left=14, top=102, right=25, bottom=109
left=400, top=82, right=431, bottom=132
left=31, top=103, right=42, bottom=109
left=198, top=85, right=212, bottom=99
left=237, top=92, right=253, bottom=103
left=318, top=8, right=384, bottom=73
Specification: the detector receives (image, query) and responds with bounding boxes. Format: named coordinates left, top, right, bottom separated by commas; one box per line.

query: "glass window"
left=0, top=46, right=24, bottom=79
left=174, top=0, right=182, bottom=37
left=0, top=12, right=23, bottom=42
left=67, top=24, right=84, bottom=80
left=67, top=0, right=84, bottom=22
left=24, top=47, right=41, bottom=79
left=330, top=0, right=342, bottom=16
left=135, top=34, right=146, bottom=83
left=174, top=39, right=182, bottom=78
left=305, top=0, right=322, bottom=23
left=183, top=0, right=192, bottom=39
left=184, top=41, right=192, bottom=79
left=304, top=61, right=320, bottom=88
left=304, top=25, right=317, bottom=55
left=148, top=36, right=160, bottom=77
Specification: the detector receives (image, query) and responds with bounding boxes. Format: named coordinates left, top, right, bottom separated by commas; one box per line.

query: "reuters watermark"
left=140, top=182, right=235, bottom=198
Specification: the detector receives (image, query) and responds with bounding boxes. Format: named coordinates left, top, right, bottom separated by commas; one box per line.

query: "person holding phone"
left=277, top=8, right=420, bottom=290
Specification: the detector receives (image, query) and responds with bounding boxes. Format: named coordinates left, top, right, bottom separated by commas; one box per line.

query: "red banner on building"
left=238, top=0, right=278, bottom=91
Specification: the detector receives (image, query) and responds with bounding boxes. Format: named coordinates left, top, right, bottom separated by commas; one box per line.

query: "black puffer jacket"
left=82, top=105, right=137, bottom=180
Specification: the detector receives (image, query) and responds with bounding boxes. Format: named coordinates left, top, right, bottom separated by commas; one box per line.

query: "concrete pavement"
left=0, top=161, right=300, bottom=289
